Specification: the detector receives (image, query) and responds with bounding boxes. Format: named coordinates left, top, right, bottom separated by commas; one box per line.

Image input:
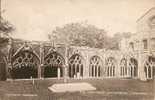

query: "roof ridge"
left=136, top=7, right=155, bottom=22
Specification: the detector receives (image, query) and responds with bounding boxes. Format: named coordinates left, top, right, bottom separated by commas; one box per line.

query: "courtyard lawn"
left=0, top=78, right=154, bottom=100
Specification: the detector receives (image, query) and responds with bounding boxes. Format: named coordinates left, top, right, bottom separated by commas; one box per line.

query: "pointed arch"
left=144, top=56, right=155, bottom=79
left=11, top=50, right=40, bottom=79
left=68, top=54, right=84, bottom=78
left=120, top=58, right=127, bottom=77
left=129, top=58, right=138, bottom=78
left=12, top=43, right=40, bottom=61
left=44, top=51, right=65, bottom=78
left=105, top=57, right=116, bottom=77
left=89, top=56, right=102, bottom=77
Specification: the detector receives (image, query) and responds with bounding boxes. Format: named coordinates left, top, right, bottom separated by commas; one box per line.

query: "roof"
left=136, top=7, right=155, bottom=22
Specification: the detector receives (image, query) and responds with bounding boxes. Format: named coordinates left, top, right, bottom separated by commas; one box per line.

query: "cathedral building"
left=0, top=8, right=154, bottom=81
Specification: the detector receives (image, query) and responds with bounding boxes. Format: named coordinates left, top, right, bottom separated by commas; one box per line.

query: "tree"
left=109, top=32, right=133, bottom=50
left=48, top=22, right=133, bottom=50
left=0, top=16, right=14, bottom=47
left=0, top=17, right=14, bottom=35
left=48, top=22, right=110, bottom=49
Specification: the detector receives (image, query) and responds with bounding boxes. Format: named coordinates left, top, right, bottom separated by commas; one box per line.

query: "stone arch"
left=68, top=54, right=84, bottom=78
left=89, top=56, right=102, bottom=77
left=11, top=50, right=40, bottom=79
left=44, top=52, right=65, bottom=78
left=144, top=56, right=155, bottom=79
left=13, top=43, right=40, bottom=60
left=105, top=57, right=117, bottom=77
left=120, top=58, right=128, bottom=77
left=129, top=58, right=138, bottom=78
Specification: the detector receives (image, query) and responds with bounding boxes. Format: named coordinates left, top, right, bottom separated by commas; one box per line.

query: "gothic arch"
left=144, top=56, right=155, bottom=79
left=129, top=58, right=138, bottom=78
left=120, top=58, right=128, bottom=77
left=11, top=50, right=40, bottom=79
left=68, top=54, right=84, bottom=78
left=105, top=57, right=117, bottom=77
left=44, top=52, right=65, bottom=78
left=89, top=56, right=102, bottom=77
left=12, top=43, right=40, bottom=60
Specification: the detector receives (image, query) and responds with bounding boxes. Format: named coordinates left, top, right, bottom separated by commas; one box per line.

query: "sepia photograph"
left=0, top=0, right=155, bottom=100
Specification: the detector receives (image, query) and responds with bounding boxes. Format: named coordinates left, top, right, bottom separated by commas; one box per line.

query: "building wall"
left=1, top=8, right=155, bottom=80
left=120, top=7, right=155, bottom=80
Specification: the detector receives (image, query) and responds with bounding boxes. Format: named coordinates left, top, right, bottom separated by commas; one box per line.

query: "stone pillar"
left=96, top=66, right=99, bottom=77
left=64, top=66, right=67, bottom=82
left=151, top=66, right=153, bottom=79
left=138, top=54, right=147, bottom=81
left=39, top=43, right=44, bottom=79
left=129, top=67, right=131, bottom=77
left=108, top=67, right=111, bottom=77
left=7, top=63, right=12, bottom=79
left=84, top=52, right=89, bottom=78
left=64, top=45, right=69, bottom=79
left=57, top=67, right=60, bottom=79
left=146, top=66, right=149, bottom=78
left=112, top=67, right=114, bottom=77
left=70, top=65, right=73, bottom=77
left=79, top=65, right=81, bottom=77
left=138, top=40, right=147, bottom=81
left=127, top=58, right=130, bottom=77
left=132, top=66, right=135, bottom=78
left=75, top=65, right=77, bottom=77
left=38, top=65, right=42, bottom=79
left=6, top=38, right=13, bottom=79
left=93, top=66, right=95, bottom=77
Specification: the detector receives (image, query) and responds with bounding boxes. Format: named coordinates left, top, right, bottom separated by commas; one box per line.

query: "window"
left=143, top=40, right=148, bottom=50
left=129, top=42, right=134, bottom=50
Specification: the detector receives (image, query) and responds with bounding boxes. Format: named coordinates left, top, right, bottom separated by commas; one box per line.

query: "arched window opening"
left=106, top=57, right=116, bottom=77
left=129, top=58, right=138, bottom=78
left=129, top=42, right=134, bottom=51
left=69, top=54, right=83, bottom=78
left=144, top=56, right=155, bottom=79
left=120, top=58, right=127, bottom=77
left=44, top=52, right=64, bottom=78
left=89, top=56, right=102, bottom=77
left=143, top=39, right=148, bottom=50
left=11, top=51, right=39, bottom=79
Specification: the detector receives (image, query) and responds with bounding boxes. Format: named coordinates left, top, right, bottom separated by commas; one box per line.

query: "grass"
left=0, top=78, right=154, bottom=100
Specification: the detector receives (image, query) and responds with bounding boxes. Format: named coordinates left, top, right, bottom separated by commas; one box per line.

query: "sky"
left=2, top=0, right=155, bottom=41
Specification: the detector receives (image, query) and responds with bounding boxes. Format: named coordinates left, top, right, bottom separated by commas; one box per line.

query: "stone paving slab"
left=48, top=82, right=96, bottom=93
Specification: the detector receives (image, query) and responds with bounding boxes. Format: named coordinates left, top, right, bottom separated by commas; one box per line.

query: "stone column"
left=57, top=67, right=60, bottom=79
left=38, top=65, right=42, bottom=79
left=39, top=43, right=44, bottom=79
left=6, top=38, right=13, bottom=79
left=139, top=54, right=147, bottom=81
left=6, top=63, right=12, bottom=79
left=75, top=65, right=77, bottom=78
left=112, top=66, right=114, bottom=77
left=127, top=58, right=130, bottom=77
left=70, top=65, right=73, bottom=77
left=84, top=52, right=89, bottom=78
left=146, top=66, right=149, bottom=78
left=151, top=66, right=153, bottom=79
left=96, top=66, right=99, bottom=77
left=79, top=65, right=81, bottom=77
left=93, top=66, right=96, bottom=77
left=108, top=67, right=111, bottom=77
